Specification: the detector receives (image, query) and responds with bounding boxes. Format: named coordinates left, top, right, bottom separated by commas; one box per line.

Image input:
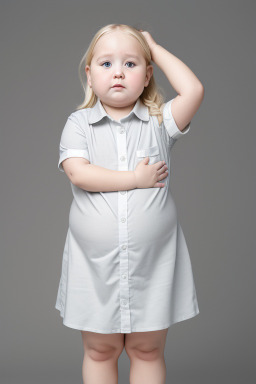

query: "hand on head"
left=137, top=29, right=158, bottom=52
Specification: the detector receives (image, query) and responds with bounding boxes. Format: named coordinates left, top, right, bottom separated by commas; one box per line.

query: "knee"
left=81, top=331, right=125, bottom=362
left=87, top=346, right=121, bottom=362
left=125, top=345, right=164, bottom=361
left=124, top=329, right=168, bottom=361
left=86, top=342, right=124, bottom=362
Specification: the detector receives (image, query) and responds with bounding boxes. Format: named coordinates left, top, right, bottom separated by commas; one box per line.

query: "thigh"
left=124, top=329, right=169, bottom=359
left=81, top=331, right=125, bottom=360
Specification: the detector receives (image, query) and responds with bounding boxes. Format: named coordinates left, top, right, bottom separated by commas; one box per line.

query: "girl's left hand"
left=138, top=29, right=158, bottom=52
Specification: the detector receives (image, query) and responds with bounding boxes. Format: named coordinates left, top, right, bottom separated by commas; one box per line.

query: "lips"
left=112, top=84, right=124, bottom=88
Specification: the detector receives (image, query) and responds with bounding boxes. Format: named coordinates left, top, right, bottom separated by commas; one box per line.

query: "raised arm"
left=140, top=30, right=204, bottom=130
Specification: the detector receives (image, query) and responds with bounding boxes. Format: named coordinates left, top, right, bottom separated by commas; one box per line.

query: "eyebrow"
left=96, top=53, right=141, bottom=62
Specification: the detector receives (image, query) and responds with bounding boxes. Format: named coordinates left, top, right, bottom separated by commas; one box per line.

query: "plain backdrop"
left=1, top=1, right=255, bottom=383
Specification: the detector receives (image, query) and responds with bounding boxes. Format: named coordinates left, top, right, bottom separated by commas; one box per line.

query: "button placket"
left=116, top=122, right=131, bottom=332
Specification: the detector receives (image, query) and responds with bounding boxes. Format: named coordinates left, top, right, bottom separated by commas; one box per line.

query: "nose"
left=114, top=72, right=124, bottom=79
left=114, top=67, right=124, bottom=79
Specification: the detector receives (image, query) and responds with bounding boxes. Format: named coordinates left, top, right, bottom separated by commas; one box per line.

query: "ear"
left=144, top=64, right=153, bottom=87
left=85, top=65, right=92, bottom=88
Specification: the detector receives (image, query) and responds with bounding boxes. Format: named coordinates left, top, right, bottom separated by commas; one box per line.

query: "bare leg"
left=124, top=328, right=169, bottom=384
left=81, top=330, right=125, bottom=384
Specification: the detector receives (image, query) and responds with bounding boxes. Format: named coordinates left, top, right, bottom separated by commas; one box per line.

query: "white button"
left=122, top=244, right=127, bottom=250
left=122, top=300, right=127, bottom=305
left=121, top=217, right=126, bottom=223
left=120, top=155, right=126, bottom=161
left=120, top=190, right=126, bottom=195
left=121, top=274, right=127, bottom=279
left=119, top=128, right=125, bottom=134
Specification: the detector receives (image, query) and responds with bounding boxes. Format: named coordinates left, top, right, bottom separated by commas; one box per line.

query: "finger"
left=155, top=160, right=166, bottom=170
left=141, top=156, right=150, bottom=165
left=154, top=182, right=165, bottom=188
left=158, top=172, right=168, bottom=180
left=157, top=165, right=168, bottom=174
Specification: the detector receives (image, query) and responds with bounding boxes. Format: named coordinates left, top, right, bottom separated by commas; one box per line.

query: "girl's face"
left=85, top=30, right=153, bottom=116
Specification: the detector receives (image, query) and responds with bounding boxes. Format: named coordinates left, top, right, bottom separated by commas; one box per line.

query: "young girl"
left=55, top=23, right=204, bottom=384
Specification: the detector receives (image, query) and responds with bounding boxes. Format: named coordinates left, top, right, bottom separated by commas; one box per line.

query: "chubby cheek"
left=93, top=76, right=109, bottom=91
left=90, top=68, right=107, bottom=88
left=128, top=72, right=146, bottom=90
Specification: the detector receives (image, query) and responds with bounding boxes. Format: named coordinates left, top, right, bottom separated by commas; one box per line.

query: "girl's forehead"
left=100, top=30, right=133, bottom=41
left=94, top=31, right=141, bottom=51
left=92, top=33, right=145, bottom=63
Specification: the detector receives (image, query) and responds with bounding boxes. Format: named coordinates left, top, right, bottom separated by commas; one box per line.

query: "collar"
left=87, top=97, right=149, bottom=124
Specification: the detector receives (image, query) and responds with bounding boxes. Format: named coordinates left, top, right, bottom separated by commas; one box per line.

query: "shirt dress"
left=55, top=96, right=200, bottom=333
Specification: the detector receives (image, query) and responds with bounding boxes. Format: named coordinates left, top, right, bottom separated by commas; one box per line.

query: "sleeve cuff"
left=163, top=99, right=191, bottom=140
left=58, top=146, right=90, bottom=172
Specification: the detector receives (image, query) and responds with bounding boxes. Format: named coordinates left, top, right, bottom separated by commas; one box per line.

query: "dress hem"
left=55, top=303, right=200, bottom=334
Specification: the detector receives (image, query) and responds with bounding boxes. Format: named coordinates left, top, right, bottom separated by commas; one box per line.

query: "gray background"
left=1, top=0, right=255, bottom=383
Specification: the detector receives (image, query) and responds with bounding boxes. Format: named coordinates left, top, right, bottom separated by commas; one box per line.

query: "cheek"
left=92, top=72, right=108, bottom=88
left=129, top=72, right=145, bottom=87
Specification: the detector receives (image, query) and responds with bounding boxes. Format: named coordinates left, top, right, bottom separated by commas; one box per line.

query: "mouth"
left=112, top=84, right=125, bottom=88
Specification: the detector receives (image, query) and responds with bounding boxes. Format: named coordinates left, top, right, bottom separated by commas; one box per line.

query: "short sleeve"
left=162, top=98, right=191, bottom=148
left=58, top=113, right=90, bottom=172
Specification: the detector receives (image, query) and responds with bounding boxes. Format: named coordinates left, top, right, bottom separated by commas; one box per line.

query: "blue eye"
left=101, top=61, right=136, bottom=68
left=102, top=62, right=111, bottom=68
left=126, top=62, right=135, bottom=68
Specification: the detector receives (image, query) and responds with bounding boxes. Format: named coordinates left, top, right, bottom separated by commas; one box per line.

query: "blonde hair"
left=76, top=23, right=166, bottom=124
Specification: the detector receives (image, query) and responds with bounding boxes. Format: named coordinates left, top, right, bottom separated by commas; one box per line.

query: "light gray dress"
left=55, top=97, right=199, bottom=333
